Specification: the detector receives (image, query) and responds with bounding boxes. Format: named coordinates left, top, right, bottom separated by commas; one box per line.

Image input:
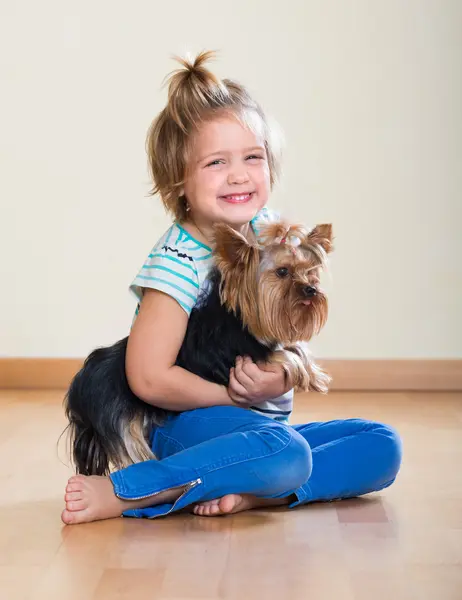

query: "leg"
left=194, top=417, right=402, bottom=515
left=289, top=418, right=403, bottom=505
left=62, top=406, right=312, bottom=524
left=192, top=416, right=402, bottom=515
left=151, top=406, right=299, bottom=517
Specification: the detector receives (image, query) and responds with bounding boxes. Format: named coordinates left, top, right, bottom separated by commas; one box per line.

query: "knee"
left=369, top=421, right=403, bottom=482
left=258, top=423, right=312, bottom=493
left=284, top=428, right=313, bottom=490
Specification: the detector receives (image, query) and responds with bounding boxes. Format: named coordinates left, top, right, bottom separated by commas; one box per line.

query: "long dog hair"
left=64, top=221, right=333, bottom=476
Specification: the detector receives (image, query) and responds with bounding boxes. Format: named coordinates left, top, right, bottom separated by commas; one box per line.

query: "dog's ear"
left=213, top=223, right=258, bottom=266
left=305, top=224, right=334, bottom=253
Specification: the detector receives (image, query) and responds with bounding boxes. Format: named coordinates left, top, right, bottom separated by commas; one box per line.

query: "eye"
left=275, top=267, right=289, bottom=278
left=206, top=159, right=224, bottom=167
left=246, top=155, right=264, bottom=161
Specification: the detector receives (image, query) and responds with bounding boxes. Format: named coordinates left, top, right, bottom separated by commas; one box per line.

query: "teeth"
left=224, top=194, right=251, bottom=200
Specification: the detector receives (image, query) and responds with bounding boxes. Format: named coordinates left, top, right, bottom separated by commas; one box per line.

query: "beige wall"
left=1, top=0, right=461, bottom=359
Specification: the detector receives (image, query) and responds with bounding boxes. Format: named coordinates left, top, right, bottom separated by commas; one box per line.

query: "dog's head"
left=213, top=221, right=334, bottom=345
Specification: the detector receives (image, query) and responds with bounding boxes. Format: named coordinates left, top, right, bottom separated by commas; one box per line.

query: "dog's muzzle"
left=302, top=286, right=317, bottom=298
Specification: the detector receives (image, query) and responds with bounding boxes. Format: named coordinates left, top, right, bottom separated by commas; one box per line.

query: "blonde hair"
left=146, top=50, right=283, bottom=222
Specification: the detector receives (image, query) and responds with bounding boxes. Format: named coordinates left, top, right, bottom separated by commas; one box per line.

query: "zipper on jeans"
left=148, top=477, right=202, bottom=519
left=115, top=477, right=202, bottom=502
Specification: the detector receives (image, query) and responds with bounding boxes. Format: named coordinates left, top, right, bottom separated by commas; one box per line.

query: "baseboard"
left=0, top=358, right=461, bottom=391
left=0, top=358, right=83, bottom=391
left=318, top=359, right=462, bottom=391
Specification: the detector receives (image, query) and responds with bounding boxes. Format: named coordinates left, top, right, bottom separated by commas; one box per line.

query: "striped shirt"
left=130, top=222, right=212, bottom=317
left=129, top=207, right=294, bottom=423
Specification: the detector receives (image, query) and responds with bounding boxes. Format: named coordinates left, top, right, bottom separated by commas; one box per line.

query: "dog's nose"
left=302, top=286, right=317, bottom=298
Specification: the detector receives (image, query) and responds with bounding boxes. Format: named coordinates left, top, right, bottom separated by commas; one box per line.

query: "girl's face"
left=183, top=113, right=271, bottom=228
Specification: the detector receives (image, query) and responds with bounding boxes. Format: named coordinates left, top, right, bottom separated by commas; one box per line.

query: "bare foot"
left=192, top=494, right=290, bottom=517
left=61, top=474, right=184, bottom=525
left=61, top=475, right=126, bottom=525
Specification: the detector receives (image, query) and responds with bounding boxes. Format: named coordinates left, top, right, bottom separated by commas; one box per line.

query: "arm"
left=125, top=288, right=233, bottom=411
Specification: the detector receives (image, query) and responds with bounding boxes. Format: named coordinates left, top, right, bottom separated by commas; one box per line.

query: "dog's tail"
left=63, top=337, right=165, bottom=475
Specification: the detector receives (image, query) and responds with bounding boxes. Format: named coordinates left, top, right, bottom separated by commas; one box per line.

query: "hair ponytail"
left=165, top=50, right=229, bottom=132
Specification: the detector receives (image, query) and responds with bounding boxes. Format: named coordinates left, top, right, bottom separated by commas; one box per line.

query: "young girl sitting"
left=62, top=51, right=402, bottom=524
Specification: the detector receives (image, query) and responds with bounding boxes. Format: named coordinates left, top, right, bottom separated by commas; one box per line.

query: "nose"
left=227, top=164, right=250, bottom=185
left=302, top=286, right=317, bottom=298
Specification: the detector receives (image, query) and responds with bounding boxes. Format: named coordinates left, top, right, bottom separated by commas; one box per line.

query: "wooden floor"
left=1, top=390, right=461, bottom=600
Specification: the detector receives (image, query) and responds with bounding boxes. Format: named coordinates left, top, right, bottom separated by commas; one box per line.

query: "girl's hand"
left=227, top=356, right=289, bottom=406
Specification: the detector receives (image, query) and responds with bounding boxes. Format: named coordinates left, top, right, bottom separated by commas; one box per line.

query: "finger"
left=228, top=385, right=250, bottom=406
left=234, top=357, right=254, bottom=388
left=229, top=392, right=250, bottom=406
left=241, top=356, right=264, bottom=381
left=229, top=368, right=250, bottom=399
left=256, top=360, right=278, bottom=373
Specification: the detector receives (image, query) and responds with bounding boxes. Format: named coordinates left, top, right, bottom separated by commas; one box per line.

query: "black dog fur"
left=65, top=268, right=277, bottom=476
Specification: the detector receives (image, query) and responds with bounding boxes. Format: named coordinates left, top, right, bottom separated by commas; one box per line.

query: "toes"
left=209, top=503, right=222, bottom=516
left=193, top=495, right=248, bottom=517
left=218, top=496, right=233, bottom=514
left=68, top=475, right=86, bottom=485
left=66, top=499, right=86, bottom=512
left=192, top=499, right=220, bottom=516
left=61, top=508, right=92, bottom=525
left=195, top=499, right=219, bottom=509
left=65, top=491, right=83, bottom=502
left=197, top=505, right=211, bottom=516
left=66, top=475, right=89, bottom=494
left=61, top=509, right=74, bottom=524
left=193, top=502, right=223, bottom=517
left=219, top=494, right=245, bottom=514
left=66, top=483, right=82, bottom=493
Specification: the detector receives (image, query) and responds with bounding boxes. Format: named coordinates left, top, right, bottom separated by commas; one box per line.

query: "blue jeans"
left=109, top=406, right=402, bottom=519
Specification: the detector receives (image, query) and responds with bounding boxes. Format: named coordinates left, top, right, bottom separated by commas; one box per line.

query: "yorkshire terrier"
left=64, top=221, right=334, bottom=476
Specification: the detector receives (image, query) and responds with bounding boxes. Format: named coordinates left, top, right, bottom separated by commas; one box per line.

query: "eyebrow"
left=197, top=146, right=266, bottom=164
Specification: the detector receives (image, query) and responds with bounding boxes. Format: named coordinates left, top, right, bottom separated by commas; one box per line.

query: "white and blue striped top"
left=130, top=221, right=213, bottom=316
left=129, top=207, right=294, bottom=423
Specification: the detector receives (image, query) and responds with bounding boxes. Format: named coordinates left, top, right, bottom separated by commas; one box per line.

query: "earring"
left=180, top=194, right=190, bottom=212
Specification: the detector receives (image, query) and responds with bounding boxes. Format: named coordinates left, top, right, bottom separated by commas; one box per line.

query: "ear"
left=306, top=224, right=334, bottom=253
left=212, top=223, right=256, bottom=265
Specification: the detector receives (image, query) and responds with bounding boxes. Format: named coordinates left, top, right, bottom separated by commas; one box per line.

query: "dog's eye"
left=275, top=267, right=289, bottom=278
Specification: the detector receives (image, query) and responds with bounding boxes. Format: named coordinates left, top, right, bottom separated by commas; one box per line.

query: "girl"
left=62, top=52, right=402, bottom=524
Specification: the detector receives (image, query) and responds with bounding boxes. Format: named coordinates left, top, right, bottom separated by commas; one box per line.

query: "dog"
left=64, top=220, right=334, bottom=476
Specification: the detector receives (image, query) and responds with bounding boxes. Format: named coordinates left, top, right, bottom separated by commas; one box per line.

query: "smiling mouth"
left=219, top=192, right=255, bottom=204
